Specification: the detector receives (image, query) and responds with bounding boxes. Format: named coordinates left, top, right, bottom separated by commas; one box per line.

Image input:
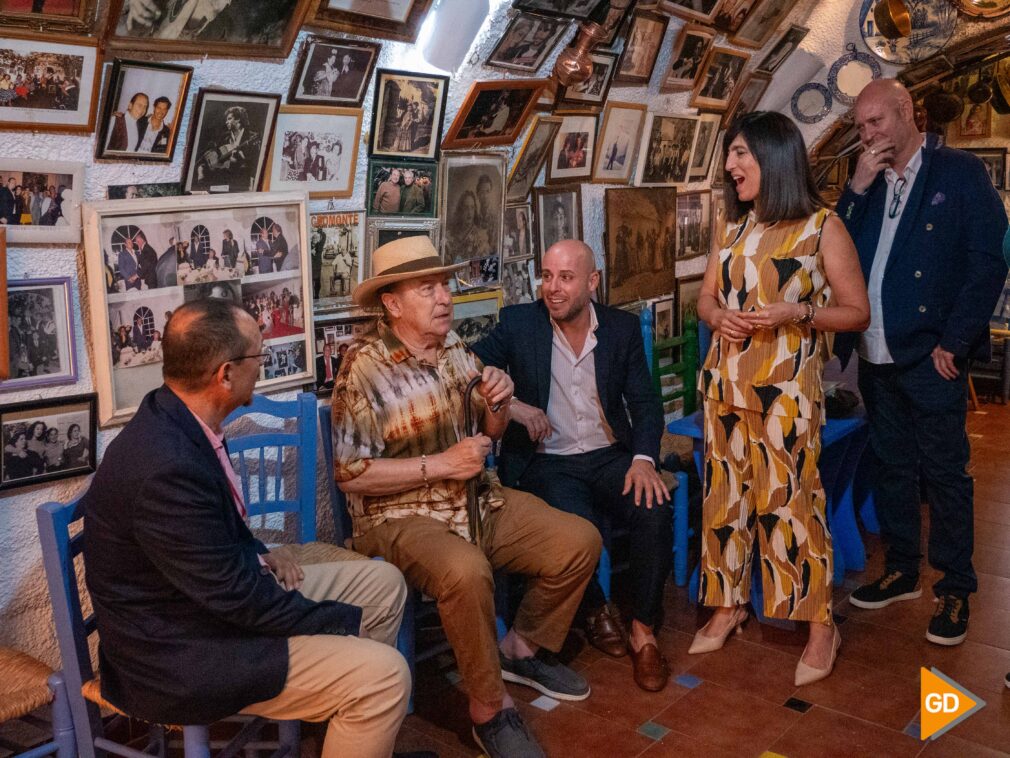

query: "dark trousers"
left=858, top=357, right=976, bottom=597
left=515, top=445, right=673, bottom=627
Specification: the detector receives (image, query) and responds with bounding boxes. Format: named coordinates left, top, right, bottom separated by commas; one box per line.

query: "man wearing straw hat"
left=331, top=236, right=601, bottom=758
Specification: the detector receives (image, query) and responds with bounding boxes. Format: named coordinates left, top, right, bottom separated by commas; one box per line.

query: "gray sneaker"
left=499, top=650, right=590, bottom=701
left=472, top=707, right=545, bottom=758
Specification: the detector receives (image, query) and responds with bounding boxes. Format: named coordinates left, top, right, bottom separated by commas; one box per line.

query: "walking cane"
left=462, top=375, right=504, bottom=545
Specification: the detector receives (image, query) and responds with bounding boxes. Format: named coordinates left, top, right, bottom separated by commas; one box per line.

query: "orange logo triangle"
left=920, top=667, right=986, bottom=741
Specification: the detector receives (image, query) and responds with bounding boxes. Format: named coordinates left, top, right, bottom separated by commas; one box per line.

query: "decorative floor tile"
left=783, top=697, right=813, bottom=713
left=529, top=695, right=559, bottom=711
left=638, top=721, right=671, bottom=741
left=903, top=722, right=921, bottom=739
left=674, top=673, right=702, bottom=689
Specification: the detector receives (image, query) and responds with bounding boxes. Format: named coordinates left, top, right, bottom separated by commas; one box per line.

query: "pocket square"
left=931, top=192, right=946, bottom=206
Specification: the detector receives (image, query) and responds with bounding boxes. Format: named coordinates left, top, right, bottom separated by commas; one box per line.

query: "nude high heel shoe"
left=794, top=624, right=841, bottom=687
left=688, top=607, right=748, bottom=654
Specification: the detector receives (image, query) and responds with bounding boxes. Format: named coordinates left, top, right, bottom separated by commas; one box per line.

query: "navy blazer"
left=472, top=301, right=663, bottom=487
left=83, top=386, right=362, bottom=725
left=835, top=133, right=1009, bottom=368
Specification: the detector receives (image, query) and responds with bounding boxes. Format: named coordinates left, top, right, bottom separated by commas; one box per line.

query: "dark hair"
left=224, top=106, right=250, bottom=129
left=153, top=95, right=172, bottom=109
left=128, top=92, right=149, bottom=106
left=477, top=174, right=492, bottom=191
left=162, top=299, right=253, bottom=391
left=721, top=111, right=822, bottom=224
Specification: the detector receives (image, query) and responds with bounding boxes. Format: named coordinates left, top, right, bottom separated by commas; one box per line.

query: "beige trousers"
left=241, top=552, right=411, bottom=758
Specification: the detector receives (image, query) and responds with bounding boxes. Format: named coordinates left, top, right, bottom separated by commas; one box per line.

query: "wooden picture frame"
left=512, top=0, right=605, bottom=20
left=503, top=203, right=536, bottom=263
left=676, top=274, right=705, bottom=336
left=305, top=0, right=435, bottom=43
left=730, top=0, right=802, bottom=49
left=690, top=46, right=751, bottom=112
left=592, top=101, right=647, bottom=185
left=369, top=68, right=450, bottom=161
left=0, top=0, right=98, bottom=34
left=288, top=36, right=381, bottom=107
left=312, top=312, right=372, bottom=395
left=0, top=158, right=84, bottom=244
left=105, top=0, right=312, bottom=58
left=689, top=113, right=722, bottom=182
left=713, top=0, right=760, bottom=34
left=546, top=112, right=598, bottom=185
left=614, top=10, right=669, bottom=86
left=604, top=186, right=677, bottom=306
left=756, top=23, right=809, bottom=75
left=452, top=289, right=502, bottom=346
left=659, top=0, right=724, bottom=24
left=0, top=392, right=97, bottom=491
left=0, top=229, right=6, bottom=381
left=722, top=70, right=772, bottom=128
left=556, top=52, right=619, bottom=109
left=662, top=24, right=716, bottom=92
left=507, top=115, right=562, bottom=203
left=0, top=32, right=100, bottom=134
left=367, top=216, right=441, bottom=255
left=181, top=89, right=280, bottom=195
left=1, top=277, right=78, bottom=392
left=310, top=209, right=366, bottom=312
left=95, top=59, right=193, bottom=163
left=486, top=12, right=571, bottom=73
left=263, top=105, right=363, bottom=199
left=82, top=191, right=315, bottom=426
left=635, top=113, right=699, bottom=188
left=534, top=185, right=583, bottom=260
left=675, top=190, right=712, bottom=261
left=442, top=79, right=547, bottom=150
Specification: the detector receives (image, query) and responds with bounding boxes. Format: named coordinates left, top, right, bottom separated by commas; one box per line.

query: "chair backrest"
left=318, top=403, right=353, bottom=546
left=223, top=392, right=318, bottom=544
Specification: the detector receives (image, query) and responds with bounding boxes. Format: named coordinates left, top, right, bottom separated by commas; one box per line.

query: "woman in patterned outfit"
left=691, top=112, right=869, bottom=686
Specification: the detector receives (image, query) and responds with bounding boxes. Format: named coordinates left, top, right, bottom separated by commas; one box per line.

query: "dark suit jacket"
left=472, top=301, right=663, bottom=487
left=137, top=243, right=159, bottom=290
left=0, top=186, right=18, bottom=224
left=82, top=386, right=362, bottom=725
left=835, top=133, right=1009, bottom=368
left=136, top=115, right=171, bottom=153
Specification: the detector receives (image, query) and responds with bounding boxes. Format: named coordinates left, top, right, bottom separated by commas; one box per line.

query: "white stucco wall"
left=0, top=0, right=1000, bottom=668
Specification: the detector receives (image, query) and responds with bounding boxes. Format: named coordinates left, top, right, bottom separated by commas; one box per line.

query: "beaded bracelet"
left=420, top=454, right=429, bottom=487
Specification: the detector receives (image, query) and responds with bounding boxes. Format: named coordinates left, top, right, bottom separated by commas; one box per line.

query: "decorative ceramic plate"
left=828, top=44, right=882, bottom=106
left=858, top=0, right=958, bottom=64
left=950, top=0, right=1010, bottom=17
left=792, top=82, right=833, bottom=124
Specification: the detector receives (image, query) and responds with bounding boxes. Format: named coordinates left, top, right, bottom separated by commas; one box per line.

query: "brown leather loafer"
left=584, top=604, right=628, bottom=658
left=628, top=642, right=669, bottom=692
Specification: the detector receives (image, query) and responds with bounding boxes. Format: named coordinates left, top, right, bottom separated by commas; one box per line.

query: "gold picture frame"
left=304, top=0, right=435, bottom=43
left=263, top=105, right=363, bottom=199
left=441, top=79, right=547, bottom=151
left=0, top=0, right=99, bottom=34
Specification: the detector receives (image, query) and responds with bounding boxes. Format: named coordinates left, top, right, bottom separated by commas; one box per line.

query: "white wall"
left=0, top=0, right=999, bottom=666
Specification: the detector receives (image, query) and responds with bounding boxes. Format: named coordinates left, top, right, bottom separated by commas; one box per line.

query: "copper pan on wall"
left=873, top=0, right=912, bottom=39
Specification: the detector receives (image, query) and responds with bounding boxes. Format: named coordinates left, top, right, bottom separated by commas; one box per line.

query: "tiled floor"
left=375, top=400, right=1010, bottom=758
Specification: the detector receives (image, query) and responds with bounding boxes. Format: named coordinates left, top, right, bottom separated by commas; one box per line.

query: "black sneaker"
left=926, top=594, right=969, bottom=646
left=499, top=650, right=590, bottom=701
left=472, top=707, right=545, bottom=758
left=848, top=570, right=922, bottom=609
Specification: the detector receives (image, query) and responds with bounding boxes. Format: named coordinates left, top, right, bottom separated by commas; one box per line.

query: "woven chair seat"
left=82, top=677, right=183, bottom=732
left=0, top=646, right=54, bottom=722
left=285, top=541, right=368, bottom=565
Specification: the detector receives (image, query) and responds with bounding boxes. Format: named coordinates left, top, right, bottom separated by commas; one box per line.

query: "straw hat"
left=353, top=235, right=464, bottom=308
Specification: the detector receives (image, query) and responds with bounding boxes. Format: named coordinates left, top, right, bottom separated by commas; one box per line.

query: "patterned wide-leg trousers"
left=699, top=399, right=833, bottom=623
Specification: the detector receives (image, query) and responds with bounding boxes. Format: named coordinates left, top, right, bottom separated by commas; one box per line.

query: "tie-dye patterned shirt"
left=330, top=319, right=503, bottom=540
left=702, top=208, right=833, bottom=419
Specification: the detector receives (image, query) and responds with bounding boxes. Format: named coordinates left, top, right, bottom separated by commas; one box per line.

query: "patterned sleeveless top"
left=702, top=207, right=833, bottom=419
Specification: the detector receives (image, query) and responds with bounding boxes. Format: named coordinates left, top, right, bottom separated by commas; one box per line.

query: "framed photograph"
left=546, top=113, right=598, bottom=185
left=0, top=229, right=6, bottom=381
left=367, top=217, right=441, bottom=255
left=635, top=113, right=698, bottom=187
left=95, top=59, right=192, bottom=162
left=722, top=71, right=772, bottom=128
left=507, top=115, right=562, bottom=203
left=369, top=68, right=449, bottom=161
left=1, top=278, right=76, bottom=392
left=614, top=10, right=668, bottom=86
left=502, top=257, right=536, bottom=306
left=556, top=52, right=618, bottom=109
left=604, top=187, right=676, bottom=306
left=593, top=101, right=647, bottom=185
left=898, top=54, right=954, bottom=91
left=756, top=23, right=808, bottom=75
left=0, top=33, right=100, bottom=134
left=305, top=0, right=434, bottom=43
left=107, top=182, right=181, bottom=200
left=689, top=113, right=722, bottom=182
left=659, top=0, right=724, bottom=23
left=691, top=46, right=751, bottom=111
left=730, top=0, right=801, bottom=48
left=310, top=209, right=365, bottom=311
left=440, top=152, right=506, bottom=291
left=0, top=393, right=96, bottom=491
left=652, top=296, right=675, bottom=342
left=452, top=289, right=501, bottom=346
left=106, top=0, right=311, bottom=58
left=710, top=130, right=727, bottom=188
left=965, top=148, right=1006, bottom=190
left=182, top=89, right=280, bottom=195
left=313, top=313, right=372, bottom=394
left=367, top=159, right=437, bottom=218
left=534, top=185, right=583, bottom=259
left=958, top=99, right=992, bottom=139
left=713, top=0, right=759, bottom=33
left=82, top=191, right=315, bottom=426
left=662, top=24, right=715, bottom=91
left=512, top=0, right=604, bottom=19
left=486, top=12, right=571, bottom=73
left=676, top=191, right=711, bottom=261
left=0, top=0, right=98, bottom=34
left=288, top=36, right=380, bottom=108
left=676, top=274, right=705, bottom=335
left=263, top=105, right=362, bottom=198
left=502, top=203, right=535, bottom=262
left=0, top=159, right=84, bottom=244
left=442, top=79, right=547, bottom=150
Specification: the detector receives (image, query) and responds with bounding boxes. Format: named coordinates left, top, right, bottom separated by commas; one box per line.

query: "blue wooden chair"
left=36, top=496, right=301, bottom=758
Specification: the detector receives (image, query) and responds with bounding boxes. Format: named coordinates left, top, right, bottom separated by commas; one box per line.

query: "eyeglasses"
left=888, top=177, right=907, bottom=219
left=223, top=352, right=270, bottom=367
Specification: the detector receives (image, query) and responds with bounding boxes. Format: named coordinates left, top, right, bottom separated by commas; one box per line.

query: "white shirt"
left=858, top=143, right=924, bottom=365
left=136, top=119, right=161, bottom=153
left=541, top=304, right=653, bottom=465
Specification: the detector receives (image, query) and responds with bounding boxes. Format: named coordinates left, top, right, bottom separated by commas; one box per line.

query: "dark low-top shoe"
left=499, top=650, right=590, bottom=701
left=926, top=594, right=969, bottom=646
left=848, top=570, right=921, bottom=610
left=472, top=707, right=545, bottom=758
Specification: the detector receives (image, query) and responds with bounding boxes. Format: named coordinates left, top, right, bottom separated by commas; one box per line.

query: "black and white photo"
left=691, top=46, right=750, bottom=110
left=264, top=105, right=362, bottom=198
left=502, top=203, right=534, bottom=261
left=635, top=112, right=698, bottom=187
left=369, top=68, right=449, bottom=160
left=534, top=185, right=582, bottom=258
left=442, top=79, right=545, bottom=149
left=557, top=52, right=618, bottom=107
left=675, top=190, right=711, bottom=260
left=507, top=115, right=561, bottom=203
left=593, top=101, right=646, bottom=184
left=1, top=278, right=77, bottom=392
left=0, top=393, right=96, bottom=490
left=502, top=257, right=535, bottom=306
left=289, top=36, right=380, bottom=107
left=486, top=12, right=569, bottom=72
left=662, top=24, right=714, bottom=91
left=756, top=23, right=808, bottom=75
left=440, top=152, right=505, bottom=291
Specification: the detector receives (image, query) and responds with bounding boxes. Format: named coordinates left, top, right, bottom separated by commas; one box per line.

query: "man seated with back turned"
left=82, top=298, right=412, bottom=758
left=473, top=239, right=672, bottom=692
left=331, top=236, right=602, bottom=758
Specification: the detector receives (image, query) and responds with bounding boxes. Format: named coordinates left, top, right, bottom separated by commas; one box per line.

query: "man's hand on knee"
left=263, top=546, right=305, bottom=591
left=622, top=459, right=670, bottom=509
